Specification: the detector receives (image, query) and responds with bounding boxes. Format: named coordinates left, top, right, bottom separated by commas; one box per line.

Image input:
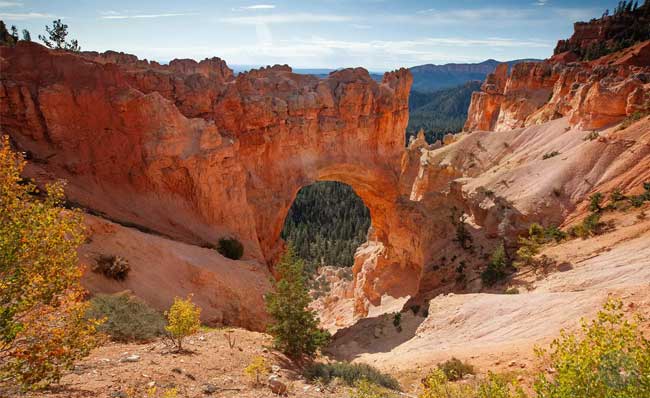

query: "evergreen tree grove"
left=265, top=246, right=330, bottom=358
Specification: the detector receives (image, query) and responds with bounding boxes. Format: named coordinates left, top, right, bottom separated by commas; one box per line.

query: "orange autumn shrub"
left=0, top=136, right=102, bottom=390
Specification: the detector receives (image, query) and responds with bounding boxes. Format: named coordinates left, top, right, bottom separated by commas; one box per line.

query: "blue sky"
left=1, top=1, right=612, bottom=70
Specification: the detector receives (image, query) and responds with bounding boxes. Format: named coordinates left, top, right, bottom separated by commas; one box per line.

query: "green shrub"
left=437, top=357, right=475, bottom=381
left=584, top=131, right=599, bottom=141
left=609, top=188, right=626, bottom=203
left=543, top=225, right=567, bottom=243
left=629, top=195, right=645, bottom=208
left=217, top=237, right=244, bottom=260
left=451, top=209, right=473, bottom=250
left=619, top=110, right=648, bottom=130
left=528, top=223, right=545, bottom=242
left=543, top=151, right=560, bottom=160
left=514, top=236, right=540, bottom=269
left=583, top=213, right=604, bottom=235
left=392, top=312, right=402, bottom=331
left=86, top=293, right=166, bottom=342
left=92, top=255, right=130, bottom=280
left=588, top=192, right=604, bottom=213
left=569, top=213, right=604, bottom=239
left=534, top=299, right=650, bottom=398
left=481, top=243, right=509, bottom=286
left=504, top=287, right=520, bottom=295
left=304, top=362, right=400, bottom=390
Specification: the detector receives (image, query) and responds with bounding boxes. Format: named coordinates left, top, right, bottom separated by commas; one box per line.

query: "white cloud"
left=101, top=12, right=198, bottom=20
left=0, top=1, right=22, bottom=7
left=534, top=0, right=548, bottom=6
left=243, top=5, right=275, bottom=10
left=118, top=34, right=551, bottom=70
left=351, top=24, right=371, bottom=29
left=0, top=12, right=54, bottom=19
left=422, top=37, right=551, bottom=48
left=412, top=7, right=535, bottom=22
left=219, top=13, right=353, bottom=25
left=416, top=8, right=436, bottom=15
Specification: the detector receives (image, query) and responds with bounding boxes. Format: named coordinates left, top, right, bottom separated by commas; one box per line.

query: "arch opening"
left=280, top=181, right=371, bottom=275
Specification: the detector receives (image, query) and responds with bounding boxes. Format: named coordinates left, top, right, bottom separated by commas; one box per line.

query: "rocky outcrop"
left=464, top=42, right=650, bottom=132
left=553, top=3, right=650, bottom=62
left=1, top=42, right=465, bottom=319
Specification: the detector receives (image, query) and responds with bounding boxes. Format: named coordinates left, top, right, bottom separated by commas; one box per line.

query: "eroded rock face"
left=464, top=52, right=650, bottom=132
left=1, top=42, right=453, bottom=318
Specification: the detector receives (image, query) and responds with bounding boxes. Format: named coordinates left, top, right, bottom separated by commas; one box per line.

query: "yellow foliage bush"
left=244, top=355, right=270, bottom=386
left=165, top=295, right=201, bottom=351
left=419, top=369, right=525, bottom=398
left=0, top=136, right=101, bottom=390
left=534, top=298, right=650, bottom=398
left=354, top=378, right=399, bottom=398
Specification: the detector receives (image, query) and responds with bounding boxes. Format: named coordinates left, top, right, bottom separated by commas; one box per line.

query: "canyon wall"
left=464, top=41, right=650, bottom=133
left=0, top=42, right=464, bottom=320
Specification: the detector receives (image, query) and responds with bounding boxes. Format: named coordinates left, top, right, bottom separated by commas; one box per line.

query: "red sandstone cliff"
left=464, top=41, right=650, bottom=132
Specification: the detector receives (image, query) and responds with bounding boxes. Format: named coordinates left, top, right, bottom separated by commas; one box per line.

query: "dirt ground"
left=11, top=329, right=360, bottom=398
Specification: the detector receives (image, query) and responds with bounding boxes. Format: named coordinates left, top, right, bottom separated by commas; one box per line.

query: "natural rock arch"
left=0, top=42, right=456, bottom=317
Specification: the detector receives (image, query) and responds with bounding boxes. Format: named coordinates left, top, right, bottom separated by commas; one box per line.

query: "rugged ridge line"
left=464, top=41, right=650, bottom=133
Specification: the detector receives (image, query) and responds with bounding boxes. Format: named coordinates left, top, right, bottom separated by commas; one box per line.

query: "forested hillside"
left=406, top=81, right=481, bottom=143
left=409, top=59, right=537, bottom=92
left=281, top=182, right=370, bottom=272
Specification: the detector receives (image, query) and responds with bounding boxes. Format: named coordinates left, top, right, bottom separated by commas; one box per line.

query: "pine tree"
left=21, top=29, right=30, bottom=42
left=9, top=25, right=17, bottom=41
left=265, top=246, right=330, bottom=358
left=38, top=19, right=80, bottom=52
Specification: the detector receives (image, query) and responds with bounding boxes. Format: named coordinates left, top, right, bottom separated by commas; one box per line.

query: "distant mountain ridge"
left=409, top=58, right=541, bottom=92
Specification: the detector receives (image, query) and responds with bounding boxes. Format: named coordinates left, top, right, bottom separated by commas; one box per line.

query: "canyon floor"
left=19, top=202, right=650, bottom=398
left=329, top=205, right=650, bottom=391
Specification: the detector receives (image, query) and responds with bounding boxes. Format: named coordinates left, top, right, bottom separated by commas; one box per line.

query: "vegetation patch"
left=92, top=254, right=130, bottom=280
left=217, top=237, right=244, bottom=260
left=265, top=246, right=330, bottom=358
left=420, top=369, right=525, bottom=398
left=244, top=356, right=270, bottom=387
left=542, top=151, right=561, bottom=160
left=437, top=357, right=475, bottom=381
left=406, top=81, right=482, bottom=143
left=0, top=136, right=101, bottom=390
left=451, top=208, right=473, bottom=250
left=584, top=131, right=600, bottom=141
left=304, top=362, right=401, bottom=390
left=481, top=243, right=509, bottom=286
left=534, top=298, right=650, bottom=397
left=353, top=379, right=400, bottom=398
left=165, top=295, right=201, bottom=352
left=86, top=293, right=166, bottom=342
